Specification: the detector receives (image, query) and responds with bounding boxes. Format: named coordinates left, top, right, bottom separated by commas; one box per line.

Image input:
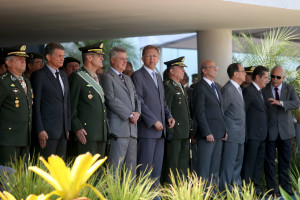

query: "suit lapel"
left=202, top=79, right=219, bottom=103
left=280, top=83, right=288, bottom=100
left=109, top=68, right=128, bottom=92
left=44, top=66, right=62, bottom=94
left=141, top=67, right=158, bottom=91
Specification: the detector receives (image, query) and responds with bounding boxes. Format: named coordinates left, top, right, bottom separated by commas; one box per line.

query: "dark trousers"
left=137, top=137, right=165, bottom=187
left=162, top=139, right=189, bottom=183
left=264, top=137, right=292, bottom=193
left=0, top=146, right=29, bottom=166
left=38, top=133, right=67, bottom=160
left=242, top=140, right=265, bottom=192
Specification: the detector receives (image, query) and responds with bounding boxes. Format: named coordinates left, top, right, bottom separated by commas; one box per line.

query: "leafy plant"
left=161, top=170, right=217, bottom=200
left=101, top=164, right=159, bottom=200
left=0, top=155, right=52, bottom=200
left=233, top=27, right=300, bottom=70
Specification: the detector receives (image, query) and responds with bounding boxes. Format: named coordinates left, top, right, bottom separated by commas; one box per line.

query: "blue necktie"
left=211, top=82, right=219, bottom=100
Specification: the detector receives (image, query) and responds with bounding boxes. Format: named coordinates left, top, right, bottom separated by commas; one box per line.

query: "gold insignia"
left=10, top=84, right=15, bottom=87
left=88, top=94, right=93, bottom=99
left=20, top=45, right=26, bottom=51
left=12, top=88, right=20, bottom=94
left=182, top=57, right=185, bottom=62
left=86, top=84, right=92, bottom=87
left=15, top=100, right=19, bottom=104
left=16, top=103, right=19, bottom=108
left=100, top=43, right=103, bottom=48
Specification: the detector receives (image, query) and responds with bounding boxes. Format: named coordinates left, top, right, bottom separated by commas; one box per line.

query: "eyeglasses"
left=143, top=55, right=159, bottom=59
left=271, top=75, right=282, bottom=79
left=206, top=66, right=218, bottom=70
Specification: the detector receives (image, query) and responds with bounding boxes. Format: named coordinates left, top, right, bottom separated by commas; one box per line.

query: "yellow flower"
left=0, top=191, right=17, bottom=200
left=29, top=152, right=107, bottom=200
left=25, top=194, right=51, bottom=200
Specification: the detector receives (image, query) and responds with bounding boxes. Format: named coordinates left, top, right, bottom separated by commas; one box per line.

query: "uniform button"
left=9, top=128, right=11, bottom=130
left=104, top=109, right=106, bottom=113
left=177, top=123, right=180, bottom=125
left=104, top=120, right=106, bottom=122
left=84, top=123, right=87, bottom=126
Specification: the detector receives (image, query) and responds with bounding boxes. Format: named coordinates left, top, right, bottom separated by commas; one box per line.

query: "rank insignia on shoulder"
left=88, top=94, right=93, bottom=99
left=10, top=83, right=16, bottom=87
left=86, top=84, right=92, bottom=87
left=12, top=88, right=20, bottom=94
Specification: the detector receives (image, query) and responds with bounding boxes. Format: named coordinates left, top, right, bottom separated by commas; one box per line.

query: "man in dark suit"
left=31, top=43, right=71, bottom=160
left=0, top=45, right=32, bottom=165
left=101, top=46, right=141, bottom=175
left=219, top=63, right=246, bottom=191
left=162, top=56, right=190, bottom=183
left=262, top=66, right=300, bottom=195
left=192, top=60, right=227, bottom=184
left=241, top=66, right=269, bottom=194
left=69, top=42, right=107, bottom=157
left=131, top=45, right=175, bottom=186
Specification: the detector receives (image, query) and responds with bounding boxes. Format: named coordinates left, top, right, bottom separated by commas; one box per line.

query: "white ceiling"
left=1, top=0, right=300, bottom=46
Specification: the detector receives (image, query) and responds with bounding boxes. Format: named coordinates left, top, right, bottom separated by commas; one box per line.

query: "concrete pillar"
left=197, top=30, right=232, bottom=86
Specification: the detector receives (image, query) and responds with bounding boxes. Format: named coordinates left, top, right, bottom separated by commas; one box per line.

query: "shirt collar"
left=143, top=65, right=155, bottom=76
left=111, top=66, right=121, bottom=75
left=271, top=83, right=283, bottom=91
left=203, top=77, right=213, bottom=86
left=230, top=79, right=240, bottom=90
left=46, top=64, right=58, bottom=76
left=252, top=81, right=261, bottom=91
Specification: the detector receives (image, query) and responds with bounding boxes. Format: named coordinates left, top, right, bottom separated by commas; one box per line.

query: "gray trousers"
left=219, top=142, right=244, bottom=191
left=108, top=137, right=137, bottom=176
left=197, top=138, right=222, bottom=185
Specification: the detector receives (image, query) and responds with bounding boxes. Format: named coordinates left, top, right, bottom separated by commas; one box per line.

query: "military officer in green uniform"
left=162, top=56, right=190, bottom=183
left=0, top=45, right=33, bottom=165
left=69, top=42, right=107, bottom=157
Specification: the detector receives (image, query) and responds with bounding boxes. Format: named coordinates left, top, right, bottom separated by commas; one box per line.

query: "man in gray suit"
left=242, top=66, right=269, bottom=194
left=219, top=63, right=246, bottom=191
left=192, top=60, right=227, bottom=184
left=263, top=66, right=300, bottom=195
left=101, top=47, right=141, bottom=175
left=131, top=45, right=175, bottom=186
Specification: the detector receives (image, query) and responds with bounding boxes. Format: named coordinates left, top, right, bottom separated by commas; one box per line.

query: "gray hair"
left=109, top=46, right=126, bottom=59
left=5, top=56, right=13, bottom=62
left=271, top=66, right=285, bottom=76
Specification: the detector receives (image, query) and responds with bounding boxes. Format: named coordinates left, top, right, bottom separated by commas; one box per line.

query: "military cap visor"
left=164, top=56, right=187, bottom=68
left=27, top=52, right=43, bottom=60
left=245, top=66, right=256, bottom=74
left=63, top=57, right=80, bottom=66
left=5, top=45, right=29, bottom=58
left=79, top=42, right=104, bottom=55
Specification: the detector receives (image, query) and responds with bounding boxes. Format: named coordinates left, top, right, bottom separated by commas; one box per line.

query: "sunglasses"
left=271, top=75, right=282, bottom=80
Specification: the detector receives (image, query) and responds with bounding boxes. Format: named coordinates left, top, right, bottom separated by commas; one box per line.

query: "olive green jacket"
left=164, top=78, right=190, bottom=140
left=69, top=67, right=107, bottom=142
left=0, top=71, right=32, bottom=146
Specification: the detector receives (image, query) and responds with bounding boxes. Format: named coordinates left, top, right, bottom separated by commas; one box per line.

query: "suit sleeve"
left=30, top=71, right=45, bottom=133
left=101, top=74, right=132, bottom=120
left=282, top=85, right=300, bottom=111
left=69, top=73, right=83, bottom=132
left=221, top=86, right=231, bottom=113
left=131, top=72, right=159, bottom=128
left=192, top=85, right=211, bottom=137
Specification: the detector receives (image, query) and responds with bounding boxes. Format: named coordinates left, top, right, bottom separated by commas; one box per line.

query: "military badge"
left=88, top=94, right=93, bottom=99
left=86, top=84, right=92, bottom=87
left=10, top=83, right=15, bottom=87
left=10, top=75, right=16, bottom=81
left=12, top=88, right=20, bottom=94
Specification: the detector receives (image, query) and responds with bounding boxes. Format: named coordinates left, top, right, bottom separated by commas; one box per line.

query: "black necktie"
left=55, top=71, right=63, bottom=93
left=275, top=87, right=280, bottom=100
